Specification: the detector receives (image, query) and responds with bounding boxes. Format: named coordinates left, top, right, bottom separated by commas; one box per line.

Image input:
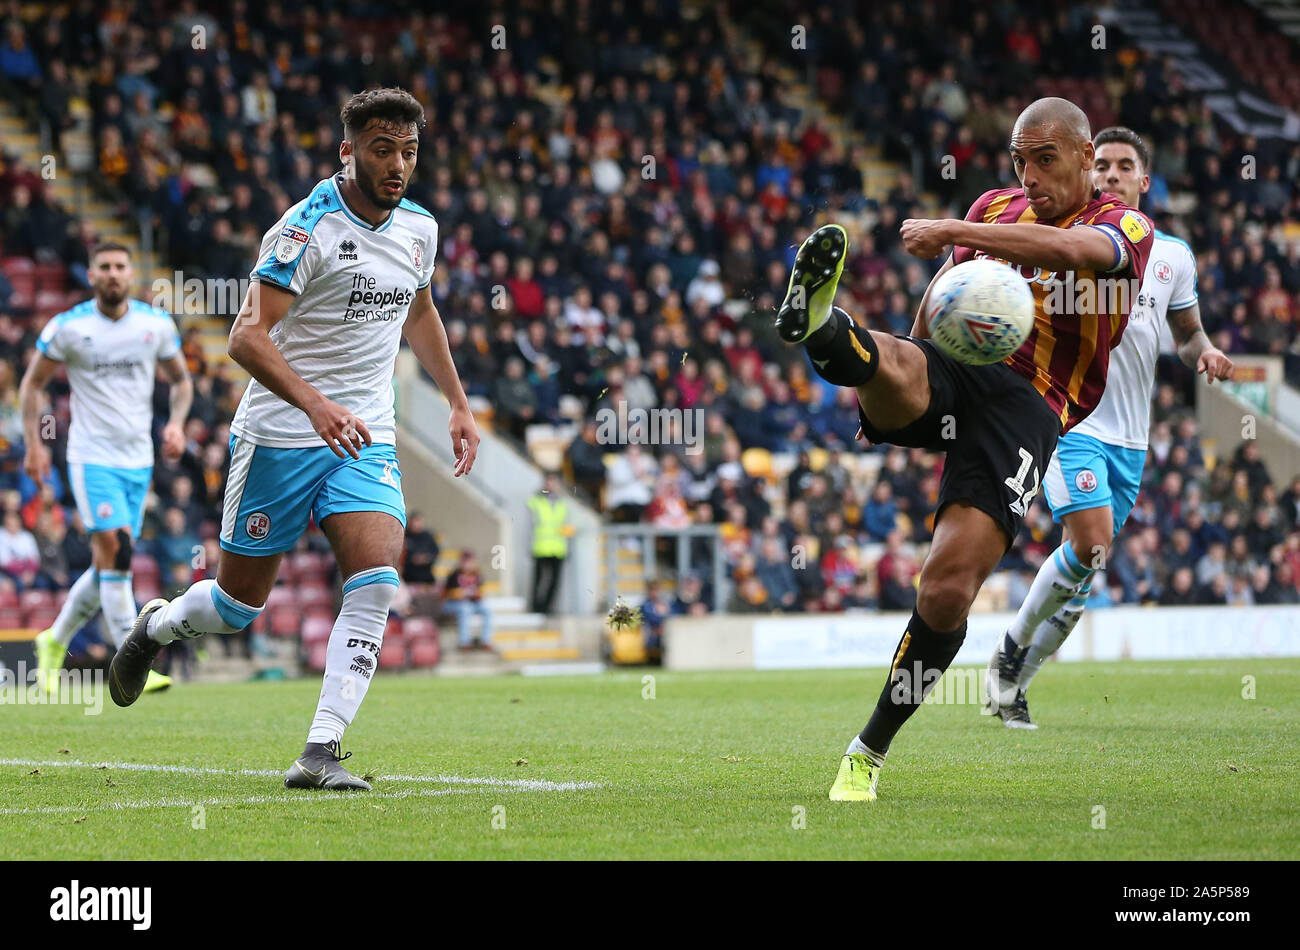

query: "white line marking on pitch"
left=0, top=757, right=601, bottom=792
left=0, top=787, right=478, bottom=816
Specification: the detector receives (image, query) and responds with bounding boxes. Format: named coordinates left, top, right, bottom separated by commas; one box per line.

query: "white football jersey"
left=232, top=175, right=439, bottom=448
left=1070, top=230, right=1198, bottom=450
left=36, top=299, right=181, bottom=468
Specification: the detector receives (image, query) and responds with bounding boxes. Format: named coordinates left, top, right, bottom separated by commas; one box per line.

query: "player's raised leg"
left=283, top=510, right=404, bottom=792
left=777, top=224, right=933, bottom=433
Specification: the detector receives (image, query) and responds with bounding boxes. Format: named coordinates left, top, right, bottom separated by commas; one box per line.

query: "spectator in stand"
left=645, top=474, right=691, bottom=530
left=756, top=536, right=799, bottom=611
left=727, top=573, right=770, bottom=613
left=639, top=579, right=675, bottom=654
left=789, top=531, right=825, bottom=607
left=1271, top=563, right=1300, bottom=604
left=673, top=573, right=711, bottom=616
left=32, top=508, right=68, bottom=591
left=401, top=511, right=440, bottom=585
left=1245, top=505, right=1283, bottom=559
left=842, top=574, right=879, bottom=610
left=1196, top=539, right=1230, bottom=590
left=0, top=21, right=41, bottom=97
left=0, top=508, right=41, bottom=590
left=492, top=357, right=537, bottom=441
left=820, top=535, right=860, bottom=596
left=604, top=443, right=656, bottom=524
left=565, top=420, right=608, bottom=504
left=151, top=507, right=199, bottom=579
left=877, top=530, right=919, bottom=611
left=862, top=480, right=898, bottom=541
left=1160, top=567, right=1199, bottom=605
left=444, top=549, right=493, bottom=651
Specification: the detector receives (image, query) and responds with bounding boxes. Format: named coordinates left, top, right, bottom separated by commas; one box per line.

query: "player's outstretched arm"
left=159, top=353, right=193, bottom=460
left=1167, top=303, right=1233, bottom=383
left=18, top=353, right=59, bottom=483
left=230, top=281, right=371, bottom=458
left=901, top=218, right=1125, bottom=274
left=402, top=285, right=479, bottom=477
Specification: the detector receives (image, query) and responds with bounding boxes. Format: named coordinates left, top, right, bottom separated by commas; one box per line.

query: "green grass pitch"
left=2, top=659, right=1296, bottom=859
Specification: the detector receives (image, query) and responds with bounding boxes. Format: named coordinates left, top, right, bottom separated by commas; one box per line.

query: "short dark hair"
left=90, top=241, right=131, bottom=261
left=340, top=87, right=426, bottom=140
left=1093, top=126, right=1151, bottom=173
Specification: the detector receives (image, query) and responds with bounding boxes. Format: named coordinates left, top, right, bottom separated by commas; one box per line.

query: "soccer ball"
left=925, top=259, right=1035, bottom=366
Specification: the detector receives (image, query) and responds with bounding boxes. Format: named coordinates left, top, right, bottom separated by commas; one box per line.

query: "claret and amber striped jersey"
left=952, top=187, right=1155, bottom=433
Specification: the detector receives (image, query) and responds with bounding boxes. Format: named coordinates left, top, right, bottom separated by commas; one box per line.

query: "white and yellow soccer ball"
left=925, top=258, right=1036, bottom=366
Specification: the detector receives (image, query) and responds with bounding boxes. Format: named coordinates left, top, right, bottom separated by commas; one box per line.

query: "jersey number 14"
left=1005, top=447, right=1041, bottom=517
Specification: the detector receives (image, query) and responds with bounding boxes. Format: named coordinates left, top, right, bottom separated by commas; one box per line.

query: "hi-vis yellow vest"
left=527, top=495, right=569, bottom=557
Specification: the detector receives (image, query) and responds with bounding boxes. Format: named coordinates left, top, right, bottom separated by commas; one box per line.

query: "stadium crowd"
left=1, top=0, right=1299, bottom=653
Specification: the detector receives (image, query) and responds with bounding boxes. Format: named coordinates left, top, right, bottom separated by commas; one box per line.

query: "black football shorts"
left=857, top=337, right=1061, bottom=548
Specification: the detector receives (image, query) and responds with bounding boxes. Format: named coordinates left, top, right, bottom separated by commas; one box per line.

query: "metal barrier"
left=601, top=523, right=727, bottom=612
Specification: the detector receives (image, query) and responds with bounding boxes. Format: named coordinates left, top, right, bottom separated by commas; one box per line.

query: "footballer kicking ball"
left=925, top=258, right=1035, bottom=366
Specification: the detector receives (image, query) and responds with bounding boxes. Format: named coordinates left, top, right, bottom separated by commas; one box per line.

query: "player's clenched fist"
left=308, top=395, right=372, bottom=458
left=901, top=218, right=956, bottom=258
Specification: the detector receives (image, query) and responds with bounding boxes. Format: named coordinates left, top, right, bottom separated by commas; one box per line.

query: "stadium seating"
left=0, top=0, right=1295, bottom=677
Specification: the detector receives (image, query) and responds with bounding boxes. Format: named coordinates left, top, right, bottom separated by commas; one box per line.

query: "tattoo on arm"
left=1167, top=304, right=1210, bottom=367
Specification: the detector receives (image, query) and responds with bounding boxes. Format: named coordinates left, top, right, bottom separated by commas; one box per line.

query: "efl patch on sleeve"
left=274, top=225, right=311, bottom=263
left=1119, top=211, right=1150, bottom=244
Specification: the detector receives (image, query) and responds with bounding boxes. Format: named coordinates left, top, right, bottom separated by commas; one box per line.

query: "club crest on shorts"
left=245, top=511, right=272, bottom=540
left=1075, top=470, right=1098, bottom=493
left=96, top=501, right=114, bottom=520
left=274, top=225, right=310, bottom=263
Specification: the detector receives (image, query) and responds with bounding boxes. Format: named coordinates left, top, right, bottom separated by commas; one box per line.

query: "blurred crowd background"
left=2, top=0, right=1299, bottom=659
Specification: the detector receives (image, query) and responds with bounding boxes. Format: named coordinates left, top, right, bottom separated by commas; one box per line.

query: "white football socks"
left=49, top=568, right=101, bottom=646
left=1006, top=543, right=1093, bottom=647
left=147, top=579, right=263, bottom=645
left=846, top=734, right=887, bottom=765
left=1020, top=579, right=1091, bottom=691
left=98, top=570, right=136, bottom=649
left=307, top=567, right=399, bottom=746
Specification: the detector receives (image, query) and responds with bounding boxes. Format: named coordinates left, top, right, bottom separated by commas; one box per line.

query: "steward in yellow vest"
left=529, top=473, right=573, bottom=614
